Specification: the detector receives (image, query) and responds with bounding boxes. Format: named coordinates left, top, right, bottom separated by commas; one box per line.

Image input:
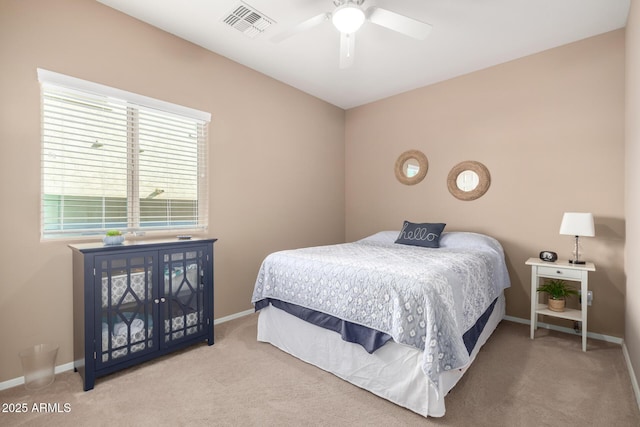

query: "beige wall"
left=625, top=0, right=640, bottom=394
left=0, top=0, right=345, bottom=382
left=346, top=31, right=625, bottom=335
left=0, top=0, right=632, bottom=389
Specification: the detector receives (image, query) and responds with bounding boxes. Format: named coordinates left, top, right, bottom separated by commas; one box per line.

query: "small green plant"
left=537, top=279, right=578, bottom=300
left=105, top=230, right=122, bottom=236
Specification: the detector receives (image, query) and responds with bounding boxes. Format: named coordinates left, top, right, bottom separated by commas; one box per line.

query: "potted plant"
left=537, top=279, right=578, bottom=312
left=103, top=230, right=125, bottom=245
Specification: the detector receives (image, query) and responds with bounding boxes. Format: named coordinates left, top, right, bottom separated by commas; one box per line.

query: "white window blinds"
left=38, top=69, right=210, bottom=239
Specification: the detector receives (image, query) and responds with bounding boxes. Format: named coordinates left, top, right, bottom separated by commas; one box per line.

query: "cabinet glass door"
left=161, top=247, right=207, bottom=346
left=95, top=252, right=158, bottom=367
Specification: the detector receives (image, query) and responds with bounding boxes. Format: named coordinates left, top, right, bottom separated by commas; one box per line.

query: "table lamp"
left=559, top=212, right=595, bottom=264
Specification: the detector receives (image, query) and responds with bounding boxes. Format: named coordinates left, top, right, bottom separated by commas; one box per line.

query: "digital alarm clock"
left=539, top=251, right=558, bottom=262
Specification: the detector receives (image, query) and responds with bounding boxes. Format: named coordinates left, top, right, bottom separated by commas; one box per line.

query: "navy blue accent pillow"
left=395, top=221, right=446, bottom=248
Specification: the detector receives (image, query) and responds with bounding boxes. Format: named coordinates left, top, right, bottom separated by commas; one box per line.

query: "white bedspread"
left=251, top=232, right=510, bottom=391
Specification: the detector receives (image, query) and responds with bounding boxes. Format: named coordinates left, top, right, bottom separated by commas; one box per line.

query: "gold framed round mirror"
left=447, top=161, right=491, bottom=201
left=394, top=150, right=428, bottom=185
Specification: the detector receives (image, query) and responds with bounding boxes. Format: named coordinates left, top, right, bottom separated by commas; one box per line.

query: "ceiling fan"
left=271, top=0, right=432, bottom=69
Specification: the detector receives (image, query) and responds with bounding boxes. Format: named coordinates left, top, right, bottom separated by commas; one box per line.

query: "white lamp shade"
left=559, top=212, right=595, bottom=237
left=332, top=4, right=365, bottom=33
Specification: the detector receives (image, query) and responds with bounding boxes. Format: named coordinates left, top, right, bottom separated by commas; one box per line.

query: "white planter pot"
left=103, top=235, right=125, bottom=245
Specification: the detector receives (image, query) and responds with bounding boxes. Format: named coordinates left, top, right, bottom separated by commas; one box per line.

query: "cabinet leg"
left=82, top=374, right=95, bottom=391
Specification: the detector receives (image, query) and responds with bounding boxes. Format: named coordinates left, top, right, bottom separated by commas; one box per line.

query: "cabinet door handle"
left=556, top=270, right=562, bottom=274
left=161, top=297, right=166, bottom=303
left=154, top=298, right=160, bottom=304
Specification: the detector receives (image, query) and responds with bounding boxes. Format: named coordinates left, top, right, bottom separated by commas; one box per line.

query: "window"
left=38, top=69, right=211, bottom=239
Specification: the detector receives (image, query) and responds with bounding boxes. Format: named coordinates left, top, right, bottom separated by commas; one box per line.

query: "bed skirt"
left=257, top=292, right=506, bottom=417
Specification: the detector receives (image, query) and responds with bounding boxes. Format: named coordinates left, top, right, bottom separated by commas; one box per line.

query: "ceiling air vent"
left=223, top=2, right=274, bottom=39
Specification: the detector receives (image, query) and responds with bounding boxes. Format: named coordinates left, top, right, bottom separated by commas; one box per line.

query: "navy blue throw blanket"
left=462, top=297, right=497, bottom=354
left=254, top=298, right=392, bottom=353
left=255, top=297, right=498, bottom=356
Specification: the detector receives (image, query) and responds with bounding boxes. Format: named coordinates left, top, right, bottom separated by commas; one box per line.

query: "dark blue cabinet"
left=70, top=238, right=216, bottom=391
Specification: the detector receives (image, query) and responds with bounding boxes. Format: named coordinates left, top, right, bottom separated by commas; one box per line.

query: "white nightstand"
left=526, top=257, right=596, bottom=351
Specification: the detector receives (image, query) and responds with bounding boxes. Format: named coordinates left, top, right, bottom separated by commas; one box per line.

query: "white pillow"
left=360, top=230, right=503, bottom=253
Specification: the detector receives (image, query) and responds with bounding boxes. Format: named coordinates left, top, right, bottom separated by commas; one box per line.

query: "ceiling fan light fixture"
left=332, top=4, right=365, bottom=33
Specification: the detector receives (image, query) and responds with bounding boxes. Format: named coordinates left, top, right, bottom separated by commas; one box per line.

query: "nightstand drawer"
left=536, top=265, right=583, bottom=280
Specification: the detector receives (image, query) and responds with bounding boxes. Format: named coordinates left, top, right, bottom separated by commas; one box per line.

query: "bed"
left=251, top=225, right=511, bottom=417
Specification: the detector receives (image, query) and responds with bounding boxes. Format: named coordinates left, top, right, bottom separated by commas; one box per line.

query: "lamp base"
left=569, top=259, right=586, bottom=265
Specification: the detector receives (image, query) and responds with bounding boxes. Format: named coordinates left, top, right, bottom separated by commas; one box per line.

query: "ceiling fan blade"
left=339, top=32, right=355, bottom=69
left=271, top=12, right=330, bottom=43
left=366, top=7, right=432, bottom=40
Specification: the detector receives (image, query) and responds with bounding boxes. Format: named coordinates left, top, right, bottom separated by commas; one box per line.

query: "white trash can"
left=19, top=344, right=59, bottom=390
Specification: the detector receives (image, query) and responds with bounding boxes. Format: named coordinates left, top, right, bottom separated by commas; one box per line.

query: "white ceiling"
left=97, top=0, right=630, bottom=109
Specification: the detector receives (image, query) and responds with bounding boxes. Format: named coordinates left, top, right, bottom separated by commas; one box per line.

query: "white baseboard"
left=214, top=308, right=255, bottom=325
left=0, top=362, right=75, bottom=392
left=503, top=315, right=624, bottom=344
left=622, top=341, right=640, bottom=412
left=0, top=309, right=256, bottom=392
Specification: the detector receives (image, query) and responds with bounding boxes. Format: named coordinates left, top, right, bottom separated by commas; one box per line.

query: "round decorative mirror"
left=395, top=150, right=428, bottom=185
left=456, top=170, right=479, bottom=192
left=447, top=161, right=491, bottom=201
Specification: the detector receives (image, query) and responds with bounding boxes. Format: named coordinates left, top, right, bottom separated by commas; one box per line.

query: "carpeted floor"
left=1, top=314, right=638, bottom=426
